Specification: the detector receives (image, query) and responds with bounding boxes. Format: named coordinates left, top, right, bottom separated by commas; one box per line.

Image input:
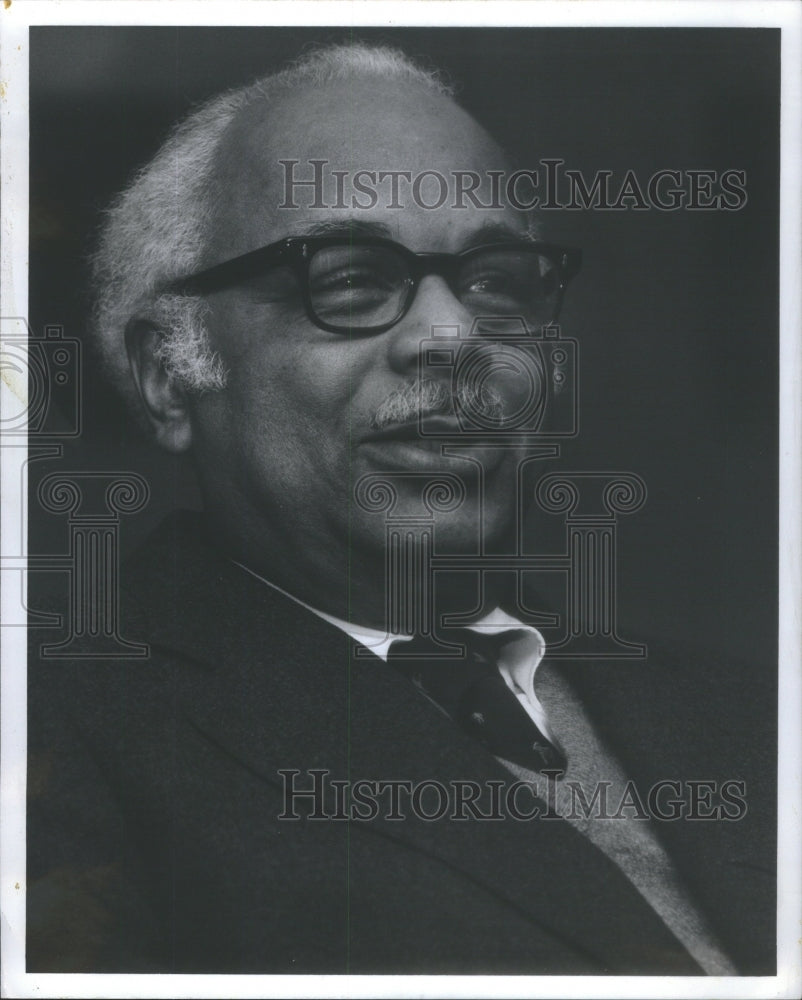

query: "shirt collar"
left=232, top=561, right=546, bottom=698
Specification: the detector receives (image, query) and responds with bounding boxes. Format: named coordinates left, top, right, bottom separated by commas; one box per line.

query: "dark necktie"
left=387, top=629, right=566, bottom=774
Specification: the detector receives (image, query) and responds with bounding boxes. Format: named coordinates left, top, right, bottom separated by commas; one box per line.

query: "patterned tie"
left=387, top=629, right=566, bottom=774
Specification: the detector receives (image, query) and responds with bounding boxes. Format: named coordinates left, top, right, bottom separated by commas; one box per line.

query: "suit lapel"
left=562, top=651, right=776, bottom=972
left=344, top=646, right=705, bottom=973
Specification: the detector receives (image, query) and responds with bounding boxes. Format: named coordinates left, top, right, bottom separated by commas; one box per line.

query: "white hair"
left=90, top=43, right=454, bottom=424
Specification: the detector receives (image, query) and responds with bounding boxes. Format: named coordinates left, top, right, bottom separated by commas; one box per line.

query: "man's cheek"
left=455, top=343, right=547, bottom=431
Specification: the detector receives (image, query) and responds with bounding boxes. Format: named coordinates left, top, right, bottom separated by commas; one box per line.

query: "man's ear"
left=125, top=319, right=193, bottom=453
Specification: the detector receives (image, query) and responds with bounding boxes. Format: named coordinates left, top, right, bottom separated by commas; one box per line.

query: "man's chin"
left=430, top=509, right=516, bottom=554
left=349, top=499, right=514, bottom=556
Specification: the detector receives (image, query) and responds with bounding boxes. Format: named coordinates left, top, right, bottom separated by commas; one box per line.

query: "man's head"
left=94, top=43, right=575, bottom=622
left=92, top=44, right=457, bottom=410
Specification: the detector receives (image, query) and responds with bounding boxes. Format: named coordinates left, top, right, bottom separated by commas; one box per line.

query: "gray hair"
left=90, top=43, right=454, bottom=423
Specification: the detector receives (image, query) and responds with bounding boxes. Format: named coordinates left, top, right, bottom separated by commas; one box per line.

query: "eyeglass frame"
left=162, top=235, right=583, bottom=336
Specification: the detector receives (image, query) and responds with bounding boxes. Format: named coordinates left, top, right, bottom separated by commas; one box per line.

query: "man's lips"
left=358, top=416, right=511, bottom=473
left=362, top=415, right=465, bottom=443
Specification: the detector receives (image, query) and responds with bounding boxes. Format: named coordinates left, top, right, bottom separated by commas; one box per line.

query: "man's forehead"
left=208, top=76, right=521, bottom=260
left=222, top=75, right=505, bottom=170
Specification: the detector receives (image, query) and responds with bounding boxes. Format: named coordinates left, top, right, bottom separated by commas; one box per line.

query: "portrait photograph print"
left=1, top=2, right=800, bottom=999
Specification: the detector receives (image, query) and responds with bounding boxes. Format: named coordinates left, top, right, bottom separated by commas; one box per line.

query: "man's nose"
left=385, top=275, right=474, bottom=375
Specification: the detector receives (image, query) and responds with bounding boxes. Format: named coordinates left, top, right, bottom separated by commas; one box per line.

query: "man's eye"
left=316, top=266, right=389, bottom=287
left=314, top=268, right=396, bottom=297
left=463, top=270, right=525, bottom=298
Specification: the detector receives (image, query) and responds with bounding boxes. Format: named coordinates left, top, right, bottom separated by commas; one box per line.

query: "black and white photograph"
left=1, top=2, right=800, bottom=997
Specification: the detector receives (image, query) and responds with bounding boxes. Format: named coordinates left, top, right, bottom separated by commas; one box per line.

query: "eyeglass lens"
left=307, top=244, right=561, bottom=331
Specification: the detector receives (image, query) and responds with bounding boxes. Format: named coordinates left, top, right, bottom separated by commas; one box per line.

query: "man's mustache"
left=370, top=377, right=504, bottom=431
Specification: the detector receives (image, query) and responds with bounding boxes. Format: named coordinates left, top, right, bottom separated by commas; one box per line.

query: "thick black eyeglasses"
left=164, top=236, right=582, bottom=335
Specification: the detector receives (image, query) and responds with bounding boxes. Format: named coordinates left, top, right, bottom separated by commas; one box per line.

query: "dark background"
left=28, top=26, right=779, bottom=665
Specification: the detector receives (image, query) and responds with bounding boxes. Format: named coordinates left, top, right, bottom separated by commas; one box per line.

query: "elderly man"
left=27, top=43, right=774, bottom=975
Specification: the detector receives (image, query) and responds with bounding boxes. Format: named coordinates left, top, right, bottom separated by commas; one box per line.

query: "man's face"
left=190, top=77, right=538, bottom=578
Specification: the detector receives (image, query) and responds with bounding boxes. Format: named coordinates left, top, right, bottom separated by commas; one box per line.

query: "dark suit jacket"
left=27, top=511, right=776, bottom=974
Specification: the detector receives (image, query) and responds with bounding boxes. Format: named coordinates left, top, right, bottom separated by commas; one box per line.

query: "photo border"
left=2, top=3, right=800, bottom=998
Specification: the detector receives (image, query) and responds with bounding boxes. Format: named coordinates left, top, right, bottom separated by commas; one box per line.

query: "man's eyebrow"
left=288, top=219, right=394, bottom=239
left=284, top=218, right=539, bottom=247
left=459, top=223, right=536, bottom=249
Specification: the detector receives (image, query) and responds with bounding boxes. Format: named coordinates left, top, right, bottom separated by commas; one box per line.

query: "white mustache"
left=370, top=377, right=504, bottom=431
